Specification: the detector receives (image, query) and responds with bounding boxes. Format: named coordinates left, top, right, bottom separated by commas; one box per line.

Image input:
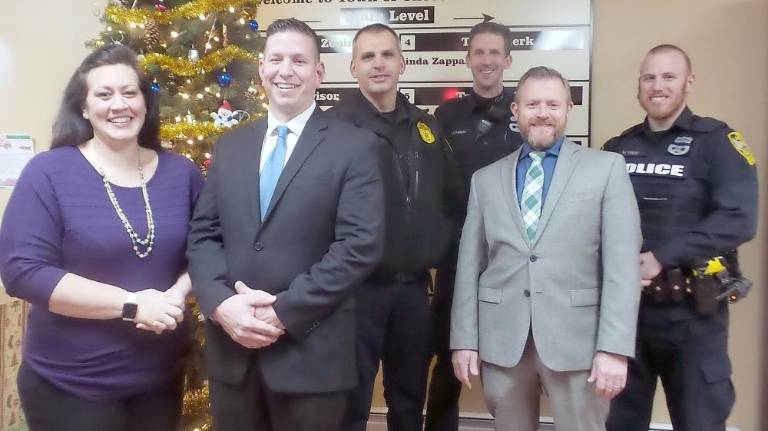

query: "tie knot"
left=277, top=125, right=289, bottom=140
left=529, top=151, right=546, bottom=163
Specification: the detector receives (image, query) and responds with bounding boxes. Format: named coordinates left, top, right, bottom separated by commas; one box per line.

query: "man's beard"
left=524, top=128, right=562, bottom=150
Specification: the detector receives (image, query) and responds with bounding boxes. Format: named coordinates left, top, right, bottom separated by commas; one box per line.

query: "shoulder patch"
left=417, top=121, right=436, bottom=144
left=728, top=131, right=756, bottom=166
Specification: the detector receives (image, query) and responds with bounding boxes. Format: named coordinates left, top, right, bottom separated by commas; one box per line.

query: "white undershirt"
left=259, top=102, right=316, bottom=173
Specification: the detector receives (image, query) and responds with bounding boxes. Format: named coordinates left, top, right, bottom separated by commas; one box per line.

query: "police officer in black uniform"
left=425, top=22, right=523, bottom=431
left=330, top=24, right=452, bottom=431
left=604, top=44, right=758, bottom=431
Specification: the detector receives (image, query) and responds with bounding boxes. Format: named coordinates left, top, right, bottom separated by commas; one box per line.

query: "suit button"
left=254, top=241, right=263, bottom=251
left=524, top=289, right=531, bottom=297
left=529, top=255, right=537, bottom=262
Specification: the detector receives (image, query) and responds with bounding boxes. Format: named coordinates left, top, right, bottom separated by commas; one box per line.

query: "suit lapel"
left=260, top=108, right=327, bottom=224
left=500, top=150, right=528, bottom=242
left=247, top=121, right=268, bottom=229
left=531, top=140, right=582, bottom=246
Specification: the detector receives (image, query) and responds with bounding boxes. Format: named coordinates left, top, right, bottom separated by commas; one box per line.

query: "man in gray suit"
left=450, top=66, right=642, bottom=431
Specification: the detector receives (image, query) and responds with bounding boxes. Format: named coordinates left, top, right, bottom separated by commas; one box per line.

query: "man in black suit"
left=187, top=18, right=385, bottom=431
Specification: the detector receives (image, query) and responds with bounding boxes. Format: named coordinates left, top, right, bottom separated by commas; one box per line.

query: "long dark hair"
left=51, top=44, right=161, bottom=150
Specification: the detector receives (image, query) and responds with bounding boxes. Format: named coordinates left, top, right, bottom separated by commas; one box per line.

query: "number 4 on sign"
left=400, top=34, right=415, bottom=51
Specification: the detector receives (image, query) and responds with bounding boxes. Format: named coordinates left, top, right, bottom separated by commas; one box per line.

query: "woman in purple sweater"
left=0, top=45, right=204, bottom=430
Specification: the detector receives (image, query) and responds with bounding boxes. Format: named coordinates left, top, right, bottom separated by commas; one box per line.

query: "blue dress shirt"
left=515, top=137, right=565, bottom=208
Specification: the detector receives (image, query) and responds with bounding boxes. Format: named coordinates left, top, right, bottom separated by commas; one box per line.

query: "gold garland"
left=106, top=0, right=259, bottom=24
left=140, top=45, right=257, bottom=76
left=161, top=121, right=224, bottom=140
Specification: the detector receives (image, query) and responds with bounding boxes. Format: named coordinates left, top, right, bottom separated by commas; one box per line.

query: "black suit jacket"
left=187, top=108, right=385, bottom=393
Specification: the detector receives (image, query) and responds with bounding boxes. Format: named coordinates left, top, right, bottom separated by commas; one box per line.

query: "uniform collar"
left=353, top=89, right=413, bottom=125
left=469, top=87, right=513, bottom=114
left=637, top=106, right=694, bottom=135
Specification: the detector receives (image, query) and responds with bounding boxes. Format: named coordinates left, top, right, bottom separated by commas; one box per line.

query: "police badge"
left=668, top=136, right=692, bottom=155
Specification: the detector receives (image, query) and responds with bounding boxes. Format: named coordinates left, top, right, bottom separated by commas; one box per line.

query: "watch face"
left=122, top=302, right=138, bottom=320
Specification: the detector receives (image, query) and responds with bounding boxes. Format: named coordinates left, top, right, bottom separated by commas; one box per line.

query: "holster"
left=692, top=274, right=721, bottom=316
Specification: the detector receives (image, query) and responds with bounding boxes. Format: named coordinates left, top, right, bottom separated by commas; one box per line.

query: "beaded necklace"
left=91, top=145, right=156, bottom=259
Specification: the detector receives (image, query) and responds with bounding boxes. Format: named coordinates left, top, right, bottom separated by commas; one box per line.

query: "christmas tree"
left=89, top=1, right=267, bottom=429
left=89, top=0, right=267, bottom=173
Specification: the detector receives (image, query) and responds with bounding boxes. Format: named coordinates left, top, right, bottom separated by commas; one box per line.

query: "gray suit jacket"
left=450, top=140, right=642, bottom=372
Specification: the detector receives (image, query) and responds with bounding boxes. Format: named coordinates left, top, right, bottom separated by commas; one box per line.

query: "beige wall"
left=0, top=0, right=107, bottom=303
left=0, top=1, right=765, bottom=430
left=592, top=2, right=766, bottom=430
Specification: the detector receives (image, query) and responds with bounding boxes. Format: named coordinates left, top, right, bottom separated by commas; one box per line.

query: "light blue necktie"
left=259, top=125, right=289, bottom=220
left=521, top=151, right=546, bottom=241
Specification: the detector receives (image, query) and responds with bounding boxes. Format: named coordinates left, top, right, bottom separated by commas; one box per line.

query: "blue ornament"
left=248, top=20, right=259, bottom=31
left=150, top=82, right=161, bottom=93
left=217, top=71, right=233, bottom=87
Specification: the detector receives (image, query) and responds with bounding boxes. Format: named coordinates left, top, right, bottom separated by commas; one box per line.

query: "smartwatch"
left=121, top=292, right=138, bottom=321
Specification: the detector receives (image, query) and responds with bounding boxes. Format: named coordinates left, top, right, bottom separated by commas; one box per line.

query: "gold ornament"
left=160, top=121, right=224, bottom=141
left=140, top=45, right=257, bottom=77
left=106, top=0, right=258, bottom=25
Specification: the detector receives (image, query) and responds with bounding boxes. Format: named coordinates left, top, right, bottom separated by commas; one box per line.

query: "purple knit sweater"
left=0, top=146, right=204, bottom=401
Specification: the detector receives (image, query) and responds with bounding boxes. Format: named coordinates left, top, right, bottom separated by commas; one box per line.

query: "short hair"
left=514, top=66, right=572, bottom=103
left=352, top=23, right=401, bottom=57
left=468, top=21, right=512, bottom=54
left=51, top=44, right=160, bottom=150
left=265, top=18, right=321, bottom=61
left=646, top=44, right=692, bottom=73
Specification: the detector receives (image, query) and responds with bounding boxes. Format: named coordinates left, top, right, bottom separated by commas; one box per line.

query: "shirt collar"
left=638, top=105, right=694, bottom=135
left=354, top=90, right=412, bottom=124
left=266, top=101, right=316, bottom=138
left=518, top=136, right=565, bottom=160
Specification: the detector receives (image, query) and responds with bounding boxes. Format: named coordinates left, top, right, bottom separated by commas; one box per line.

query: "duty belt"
left=643, top=265, right=752, bottom=316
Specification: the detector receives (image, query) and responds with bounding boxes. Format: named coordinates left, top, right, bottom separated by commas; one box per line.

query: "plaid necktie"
left=260, top=125, right=289, bottom=220
left=521, top=151, right=546, bottom=241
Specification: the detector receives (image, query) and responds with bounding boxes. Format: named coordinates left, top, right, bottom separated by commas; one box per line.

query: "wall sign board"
left=258, top=0, right=592, bottom=144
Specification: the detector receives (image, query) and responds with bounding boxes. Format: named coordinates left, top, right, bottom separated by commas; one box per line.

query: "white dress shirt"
left=259, top=102, right=317, bottom=173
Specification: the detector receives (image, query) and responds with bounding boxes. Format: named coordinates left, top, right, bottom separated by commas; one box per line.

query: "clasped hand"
left=211, top=281, right=285, bottom=349
left=133, top=288, right=186, bottom=334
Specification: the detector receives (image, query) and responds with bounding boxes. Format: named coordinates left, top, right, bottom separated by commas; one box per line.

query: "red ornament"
left=220, top=100, right=233, bottom=111
left=154, top=2, right=168, bottom=11
left=203, top=159, right=212, bottom=169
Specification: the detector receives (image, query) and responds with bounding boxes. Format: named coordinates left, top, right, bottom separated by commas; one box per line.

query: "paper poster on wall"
left=0, top=134, right=35, bottom=187
left=258, top=0, right=592, bottom=144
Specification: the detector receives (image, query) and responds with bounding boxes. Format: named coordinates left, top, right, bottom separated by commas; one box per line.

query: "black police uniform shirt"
left=435, top=88, right=524, bottom=224
left=328, top=89, right=452, bottom=275
left=603, top=106, right=758, bottom=268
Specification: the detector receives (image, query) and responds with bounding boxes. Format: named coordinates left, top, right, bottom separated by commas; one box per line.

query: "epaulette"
left=688, top=115, right=728, bottom=133
left=602, top=134, right=628, bottom=152
left=435, top=96, right=470, bottom=117
left=618, top=123, right=645, bottom=137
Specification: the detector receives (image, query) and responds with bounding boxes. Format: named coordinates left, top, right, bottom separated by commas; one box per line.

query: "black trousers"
left=607, top=303, right=735, bottom=431
left=209, top=354, right=346, bottom=431
left=343, top=278, right=433, bottom=431
left=17, top=361, right=182, bottom=431
left=425, top=264, right=462, bottom=431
